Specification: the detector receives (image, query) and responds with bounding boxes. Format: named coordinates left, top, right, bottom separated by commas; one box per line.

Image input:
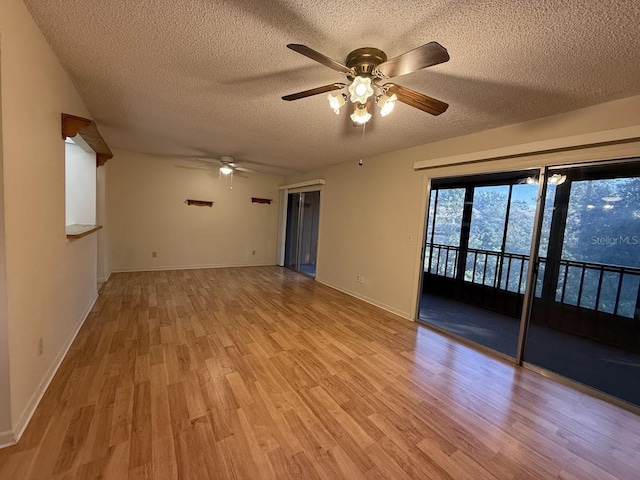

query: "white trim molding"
left=97, top=270, right=112, bottom=284
left=279, top=179, right=325, bottom=190
left=111, top=263, right=276, bottom=273
left=0, top=429, right=14, bottom=449
left=316, top=279, right=413, bottom=321
left=413, top=126, right=640, bottom=170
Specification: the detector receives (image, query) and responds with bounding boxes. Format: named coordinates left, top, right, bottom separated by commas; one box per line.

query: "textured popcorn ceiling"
left=24, top=0, right=640, bottom=173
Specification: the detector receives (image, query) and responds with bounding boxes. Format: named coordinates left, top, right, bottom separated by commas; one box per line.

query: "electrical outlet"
left=38, top=338, right=43, bottom=357
left=152, top=251, right=157, bottom=258
left=356, top=275, right=365, bottom=284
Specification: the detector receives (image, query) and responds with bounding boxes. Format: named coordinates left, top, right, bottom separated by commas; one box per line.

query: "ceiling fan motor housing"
left=345, top=47, right=387, bottom=79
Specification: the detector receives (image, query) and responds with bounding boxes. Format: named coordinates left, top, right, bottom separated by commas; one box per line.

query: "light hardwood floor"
left=0, top=266, right=639, bottom=479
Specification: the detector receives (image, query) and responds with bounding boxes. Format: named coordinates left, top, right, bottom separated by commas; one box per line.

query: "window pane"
left=504, top=184, right=538, bottom=255
left=468, top=186, right=509, bottom=251
left=431, top=188, right=465, bottom=247
left=562, top=178, right=640, bottom=267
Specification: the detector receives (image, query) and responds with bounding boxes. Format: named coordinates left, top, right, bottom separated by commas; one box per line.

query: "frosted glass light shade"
left=348, top=76, right=374, bottom=104
left=377, top=94, right=397, bottom=117
left=327, top=93, right=346, bottom=114
left=350, top=105, right=371, bottom=125
left=548, top=174, right=567, bottom=185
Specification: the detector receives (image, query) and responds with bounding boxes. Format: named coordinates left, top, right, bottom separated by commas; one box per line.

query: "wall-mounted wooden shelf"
left=251, top=197, right=272, bottom=204
left=66, top=224, right=103, bottom=240
left=186, top=199, right=214, bottom=207
left=61, top=113, right=113, bottom=167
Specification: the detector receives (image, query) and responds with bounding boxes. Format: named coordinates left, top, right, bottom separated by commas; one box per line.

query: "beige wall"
left=285, top=95, right=640, bottom=319
left=108, top=150, right=282, bottom=271
left=0, top=40, right=11, bottom=442
left=97, top=163, right=111, bottom=285
left=0, top=0, right=99, bottom=438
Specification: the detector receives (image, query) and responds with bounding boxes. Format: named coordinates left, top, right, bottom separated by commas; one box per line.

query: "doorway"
left=420, top=169, right=540, bottom=358
left=285, top=190, right=320, bottom=277
left=418, top=160, right=640, bottom=409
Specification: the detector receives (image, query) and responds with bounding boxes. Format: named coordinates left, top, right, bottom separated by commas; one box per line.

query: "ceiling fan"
left=282, top=42, right=450, bottom=124
left=189, top=155, right=255, bottom=176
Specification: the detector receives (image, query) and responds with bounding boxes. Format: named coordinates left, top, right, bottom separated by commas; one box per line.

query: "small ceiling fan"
left=189, top=155, right=255, bottom=176
left=282, top=42, right=450, bottom=124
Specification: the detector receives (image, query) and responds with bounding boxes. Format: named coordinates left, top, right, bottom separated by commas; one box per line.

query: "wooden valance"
left=61, top=113, right=113, bottom=167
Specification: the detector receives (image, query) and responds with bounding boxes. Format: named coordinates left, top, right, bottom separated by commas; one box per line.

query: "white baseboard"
left=315, top=279, right=413, bottom=321
left=8, top=292, right=99, bottom=447
left=0, top=429, right=15, bottom=449
left=97, top=270, right=112, bottom=284
left=112, top=262, right=275, bottom=273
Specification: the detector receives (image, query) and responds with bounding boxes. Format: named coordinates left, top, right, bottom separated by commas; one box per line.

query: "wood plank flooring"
left=0, top=266, right=639, bottom=479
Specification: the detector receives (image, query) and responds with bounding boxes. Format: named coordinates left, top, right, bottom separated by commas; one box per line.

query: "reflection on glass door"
left=525, top=163, right=640, bottom=407
left=284, top=193, right=300, bottom=270
left=420, top=171, right=539, bottom=357
left=285, top=191, right=320, bottom=277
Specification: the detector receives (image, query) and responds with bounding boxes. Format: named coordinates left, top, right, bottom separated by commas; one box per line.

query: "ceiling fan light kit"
left=348, top=76, right=374, bottom=104
left=327, top=92, right=347, bottom=114
left=283, top=42, right=450, bottom=125
left=351, top=104, right=372, bottom=125
left=377, top=93, right=397, bottom=117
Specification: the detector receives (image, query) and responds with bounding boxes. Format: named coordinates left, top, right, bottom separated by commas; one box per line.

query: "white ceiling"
left=24, top=0, right=640, bottom=174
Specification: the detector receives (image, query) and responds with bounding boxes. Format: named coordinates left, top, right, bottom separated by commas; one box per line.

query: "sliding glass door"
left=420, top=170, right=540, bottom=358
left=285, top=191, right=320, bottom=277
left=420, top=160, right=640, bottom=408
left=524, top=163, right=640, bottom=406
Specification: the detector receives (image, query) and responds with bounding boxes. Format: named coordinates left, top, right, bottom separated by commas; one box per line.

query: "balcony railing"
left=425, top=243, right=640, bottom=319
left=543, top=258, right=640, bottom=319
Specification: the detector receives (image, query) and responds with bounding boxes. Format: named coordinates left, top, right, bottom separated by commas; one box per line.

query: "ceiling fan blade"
left=376, top=42, right=449, bottom=78
left=233, top=166, right=256, bottom=173
left=287, top=44, right=352, bottom=74
left=282, top=83, right=345, bottom=101
left=385, top=84, right=449, bottom=116
left=175, top=165, right=212, bottom=171
left=188, top=158, right=220, bottom=166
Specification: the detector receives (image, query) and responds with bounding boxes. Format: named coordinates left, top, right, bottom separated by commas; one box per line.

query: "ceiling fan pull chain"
left=359, top=123, right=366, bottom=166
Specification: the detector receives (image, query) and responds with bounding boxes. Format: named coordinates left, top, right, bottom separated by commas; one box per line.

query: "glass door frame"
left=417, top=167, right=544, bottom=361
left=283, top=188, right=322, bottom=278
left=415, top=157, right=640, bottom=414
left=284, top=192, right=302, bottom=271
